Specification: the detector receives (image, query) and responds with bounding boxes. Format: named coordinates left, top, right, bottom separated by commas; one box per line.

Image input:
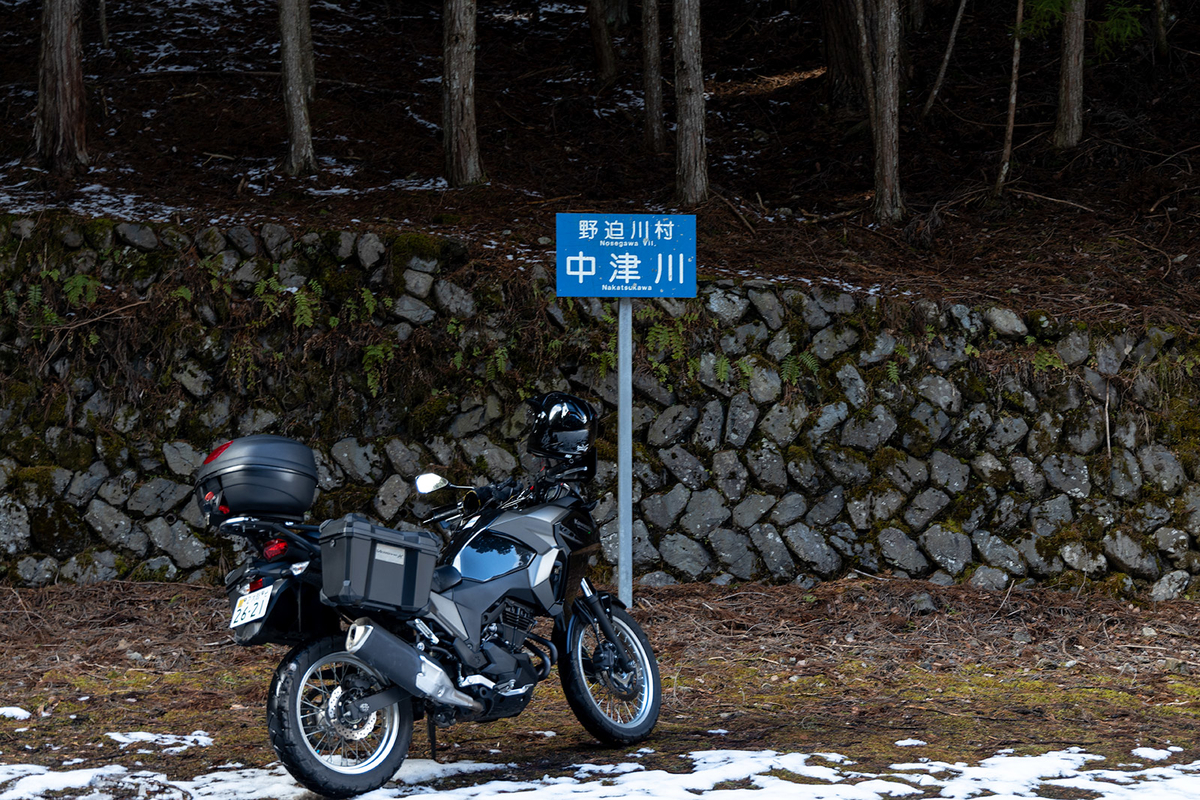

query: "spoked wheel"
left=267, top=636, right=413, bottom=799
left=559, top=606, right=661, bottom=745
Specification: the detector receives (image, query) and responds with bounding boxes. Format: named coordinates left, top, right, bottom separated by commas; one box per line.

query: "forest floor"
left=3, top=5, right=1200, bottom=789
left=0, top=579, right=1198, bottom=793
left=2, top=0, right=1200, bottom=329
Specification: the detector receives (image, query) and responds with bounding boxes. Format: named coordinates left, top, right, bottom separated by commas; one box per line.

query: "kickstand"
left=426, top=715, right=438, bottom=763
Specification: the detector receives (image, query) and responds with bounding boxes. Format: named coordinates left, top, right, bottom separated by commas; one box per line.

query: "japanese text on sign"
left=555, top=213, right=697, bottom=298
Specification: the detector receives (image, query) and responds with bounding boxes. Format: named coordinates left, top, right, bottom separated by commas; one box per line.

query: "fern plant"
left=362, top=343, right=395, bottom=398
left=292, top=287, right=320, bottom=329
left=799, top=351, right=820, bottom=376
left=714, top=353, right=731, bottom=383
left=735, top=356, right=756, bottom=388
left=1032, top=349, right=1066, bottom=373
left=63, top=274, right=100, bottom=306
left=780, top=354, right=801, bottom=385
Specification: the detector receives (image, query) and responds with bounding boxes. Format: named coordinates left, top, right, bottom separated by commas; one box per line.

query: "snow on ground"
left=105, top=731, right=214, bottom=755
left=0, top=744, right=1198, bottom=800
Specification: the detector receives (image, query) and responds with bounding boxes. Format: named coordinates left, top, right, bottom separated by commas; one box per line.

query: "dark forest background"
left=3, top=0, right=1199, bottom=324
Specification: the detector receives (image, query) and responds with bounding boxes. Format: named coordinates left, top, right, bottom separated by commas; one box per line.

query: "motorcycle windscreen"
left=454, top=532, right=536, bottom=582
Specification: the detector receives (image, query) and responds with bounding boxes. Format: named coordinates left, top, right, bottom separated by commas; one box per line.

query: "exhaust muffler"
left=346, top=618, right=482, bottom=713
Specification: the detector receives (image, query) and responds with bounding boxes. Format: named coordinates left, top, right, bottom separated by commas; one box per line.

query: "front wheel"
left=559, top=605, right=661, bottom=745
left=267, top=635, right=413, bottom=799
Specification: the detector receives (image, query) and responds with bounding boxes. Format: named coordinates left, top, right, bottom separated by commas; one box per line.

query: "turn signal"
left=263, top=538, right=289, bottom=561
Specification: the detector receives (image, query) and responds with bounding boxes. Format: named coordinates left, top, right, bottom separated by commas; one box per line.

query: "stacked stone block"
left=1, top=215, right=1198, bottom=600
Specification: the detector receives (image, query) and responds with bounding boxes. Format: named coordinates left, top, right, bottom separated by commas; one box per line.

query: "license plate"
left=230, top=586, right=272, bottom=628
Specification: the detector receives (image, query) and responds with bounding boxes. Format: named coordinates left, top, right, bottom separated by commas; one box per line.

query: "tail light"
left=249, top=577, right=265, bottom=592
left=203, top=442, right=233, bottom=464
left=263, top=538, right=289, bottom=561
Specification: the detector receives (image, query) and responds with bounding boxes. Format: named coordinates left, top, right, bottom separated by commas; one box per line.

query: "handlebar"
left=423, top=504, right=463, bottom=525
left=419, top=471, right=584, bottom=528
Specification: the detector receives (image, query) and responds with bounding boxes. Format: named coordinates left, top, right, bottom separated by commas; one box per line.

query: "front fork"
left=577, top=579, right=636, bottom=672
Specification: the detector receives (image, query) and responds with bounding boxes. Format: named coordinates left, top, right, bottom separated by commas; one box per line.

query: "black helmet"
left=526, top=392, right=596, bottom=460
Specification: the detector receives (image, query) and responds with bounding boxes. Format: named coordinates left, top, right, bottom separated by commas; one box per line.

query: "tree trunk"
left=444, top=0, right=485, bottom=186
left=855, top=0, right=903, bottom=223
left=98, top=0, right=109, bottom=49
left=35, top=0, right=88, bottom=174
left=300, top=0, right=315, bottom=101
left=873, top=0, right=903, bottom=223
left=279, top=0, right=316, bottom=175
left=607, top=0, right=630, bottom=26
left=995, top=0, right=1024, bottom=196
left=642, top=0, right=666, bottom=152
left=1153, top=0, right=1169, bottom=61
left=822, top=0, right=864, bottom=109
left=921, top=0, right=968, bottom=119
left=674, top=0, right=707, bottom=206
left=909, top=0, right=926, bottom=32
left=587, top=0, right=618, bottom=88
left=1052, top=0, right=1085, bottom=149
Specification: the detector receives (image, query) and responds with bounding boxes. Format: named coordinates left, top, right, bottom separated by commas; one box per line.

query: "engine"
left=470, top=601, right=553, bottom=722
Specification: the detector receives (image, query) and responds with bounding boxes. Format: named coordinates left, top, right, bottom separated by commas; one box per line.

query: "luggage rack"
left=218, top=515, right=323, bottom=553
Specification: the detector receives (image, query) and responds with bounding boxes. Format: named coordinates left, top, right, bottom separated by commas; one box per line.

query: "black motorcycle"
left=195, top=392, right=661, bottom=798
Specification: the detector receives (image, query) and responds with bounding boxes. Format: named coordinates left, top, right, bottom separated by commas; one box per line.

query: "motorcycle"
left=195, top=392, right=661, bottom=798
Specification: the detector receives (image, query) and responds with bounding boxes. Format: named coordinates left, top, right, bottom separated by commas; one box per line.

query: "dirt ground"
left=2, top=1, right=1200, bottom=329
left=1, top=578, right=1197, bottom=788
left=4, top=5, right=1200, bottom=785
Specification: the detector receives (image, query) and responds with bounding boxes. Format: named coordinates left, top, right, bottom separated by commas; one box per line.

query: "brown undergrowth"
left=1, top=578, right=1198, bottom=786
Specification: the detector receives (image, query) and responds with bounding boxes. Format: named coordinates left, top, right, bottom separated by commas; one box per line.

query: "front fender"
left=555, top=590, right=626, bottom=642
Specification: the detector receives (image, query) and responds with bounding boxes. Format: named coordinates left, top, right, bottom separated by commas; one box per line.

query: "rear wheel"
left=559, top=606, right=661, bottom=744
left=267, top=635, right=413, bottom=799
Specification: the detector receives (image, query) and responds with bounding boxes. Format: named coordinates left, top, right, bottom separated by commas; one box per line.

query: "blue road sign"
left=555, top=213, right=697, bottom=298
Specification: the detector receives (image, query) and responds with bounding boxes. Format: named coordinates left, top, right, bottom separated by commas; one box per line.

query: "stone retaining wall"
left=1, top=214, right=1199, bottom=600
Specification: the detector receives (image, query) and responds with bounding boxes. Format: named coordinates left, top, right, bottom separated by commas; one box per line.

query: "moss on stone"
left=2, top=381, right=38, bottom=415
left=785, top=442, right=815, bottom=466
left=314, top=485, right=377, bottom=520
left=82, top=219, right=115, bottom=251
left=961, top=371, right=989, bottom=404
left=7, top=434, right=52, bottom=466
left=896, top=416, right=933, bottom=458
left=56, top=436, right=96, bottom=472
left=1037, top=513, right=1107, bottom=561
left=318, top=261, right=364, bottom=302
left=29, top=503, right=90, bottom=560
left=390, top=232, right=444, bottom=264
left=1158, top=396, right=1200, bottom=447
left=943, top=484, right=996, bottom=530
left=96, top=431, right=131, bottom=472
left=410, top=395, right=454, bottom=433
left=595, top=438, right=619, bottom=463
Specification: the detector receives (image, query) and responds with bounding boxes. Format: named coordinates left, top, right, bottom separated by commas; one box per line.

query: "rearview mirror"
left=415, top=473, right=449, bottom=494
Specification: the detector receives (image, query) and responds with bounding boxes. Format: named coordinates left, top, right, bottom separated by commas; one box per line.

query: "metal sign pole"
left=618, top=297, right=633, bottom=607
left=554, top=213, right=695, bottom=607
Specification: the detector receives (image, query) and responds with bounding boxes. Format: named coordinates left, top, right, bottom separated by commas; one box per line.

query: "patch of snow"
left=3, top=748, right=1200, bottom=800
left=105, top=731, right=213, bottom=754
left=0, top=710, right=30, bottom=722
left=1132, top=747, right=1175, bottom=762
left=0, top=763, right=126, bottom=800
left=574, top=763, right=644, bottom=778
left=894, top=739, right=926, bottom=747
